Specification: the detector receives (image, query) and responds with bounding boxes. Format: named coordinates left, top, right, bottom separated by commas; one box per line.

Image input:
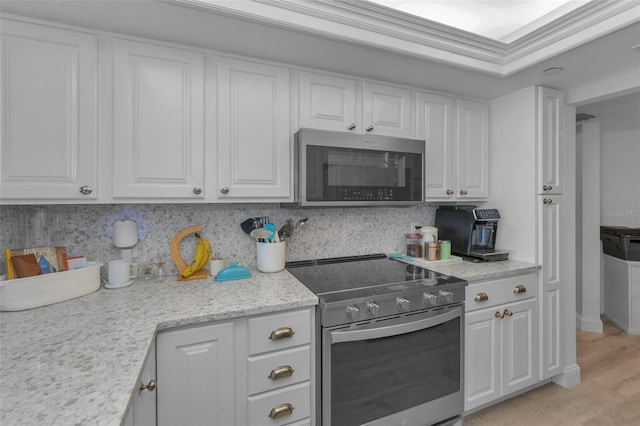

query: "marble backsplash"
left=0, top=203, right=439, bottom=281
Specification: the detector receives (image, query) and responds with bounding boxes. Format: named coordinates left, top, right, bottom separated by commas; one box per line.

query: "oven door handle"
left=330, top=306, right=461, bottom=343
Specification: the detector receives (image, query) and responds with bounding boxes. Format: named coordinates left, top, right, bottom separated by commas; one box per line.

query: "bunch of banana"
left=181, top=233, right=211, bottom=278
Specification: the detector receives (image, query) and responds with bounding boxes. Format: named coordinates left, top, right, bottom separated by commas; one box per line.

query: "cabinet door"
left=112, top=39, right=205, bottom=199
left=455, top=100, right=489, bottom=199
left=502, top=298, right=538, bottom=395
left=217, top=58, right=291, bottom=200
left=363, top=82, right=413, bottom=137
left=537, top=87, right=565, bottom=195
left=298, top=71, right=358, bottom=132
left=0, top=19, right=98, bottom=201
left=464, top=307, right=500, bottom=412
left=538, top=195, right=564, bottom=379
left=132, top=343, right=157, bottom=426
left=417, top=93, right=454, bottom=199
left=157, top=322, right=236, bottom=426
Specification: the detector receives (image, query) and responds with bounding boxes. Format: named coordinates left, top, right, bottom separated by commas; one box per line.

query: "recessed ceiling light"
left=541, top=66, right=564, bottom=76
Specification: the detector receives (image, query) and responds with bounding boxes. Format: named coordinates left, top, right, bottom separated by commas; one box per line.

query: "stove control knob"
left=346, top=304, right=360, bottom=320
left=396, top=297, right=410, bottom=311
left=424, top=293, right=439, bottom=306
left=439, top=290, right=455, bottom=303
left=367, top=302, right=380, bottom=316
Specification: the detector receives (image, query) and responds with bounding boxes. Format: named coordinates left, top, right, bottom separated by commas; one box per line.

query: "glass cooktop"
left=285, top=253, right=466, bottom=297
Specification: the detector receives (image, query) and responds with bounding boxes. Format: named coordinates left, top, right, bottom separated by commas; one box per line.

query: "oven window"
left=306, top=145, right=422, bottom=202
left=330, top=317, right=460, bottom=426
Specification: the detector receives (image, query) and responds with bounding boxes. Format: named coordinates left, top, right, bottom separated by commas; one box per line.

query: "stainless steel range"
left=286, top=254, right=467, bottom=426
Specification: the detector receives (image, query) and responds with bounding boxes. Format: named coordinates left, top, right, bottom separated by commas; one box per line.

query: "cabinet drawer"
left=630, top=265, right=640, bottom=284
left=248, top=381, right=311, bottom=426
left=631, top=281, right=640, bottom=298
left=249, top=309, right=311, bottom=355
left=466, top=273, right=538, bottom=312
left=248, top=345, right=311, bottom=395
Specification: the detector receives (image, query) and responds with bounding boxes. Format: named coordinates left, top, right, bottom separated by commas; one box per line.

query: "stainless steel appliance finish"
left=435, top=205, right=509, bottom=261
left=285, top=128, right=425, bottom=208
left=286, top=254, right=467, bottom=426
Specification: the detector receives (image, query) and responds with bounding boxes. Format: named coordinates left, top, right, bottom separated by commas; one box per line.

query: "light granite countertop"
left=420, top=258, right=541, bottom=282
left=0, top=267, right=317, bottom=426
left=0, top=257, right=538, bottom=426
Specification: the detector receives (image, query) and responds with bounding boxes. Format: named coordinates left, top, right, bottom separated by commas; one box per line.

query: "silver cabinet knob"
left=367, top=301, right=380, bottom=316
left=220, top=186, right=230, bottom=195
left=346, top=304, right=360, bottom=320
left=543, top=198, right=553, bottom=205
left=347, top=123, right=356, bottom=131
left=79, top=185, right=93, bottom=195
left=365, top=125, right=374, bottom=132
left=192, top=186, right=202, bottom=195
left=139, top=379, right=156, bottom=393
left=446, top=189, right=454, bottom=196
left=459, top=190, right=468, bottom=196
left=543, top=185, right=553, bottom=191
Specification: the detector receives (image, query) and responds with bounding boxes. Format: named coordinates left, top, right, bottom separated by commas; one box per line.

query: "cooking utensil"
left=264, top=223, right=276, bottom=242
left=294, top=218, right=308, bottom=230
left=249, top=228, right=273, bottom=242
left=278, top=219, right=293, bottom=241
left=240, top=216, right=270, bottom=234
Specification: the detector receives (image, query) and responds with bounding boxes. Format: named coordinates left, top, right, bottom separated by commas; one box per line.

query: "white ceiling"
left=1, top=0, right=638, bottom=104
left=365, top=0, right=591, bottom=42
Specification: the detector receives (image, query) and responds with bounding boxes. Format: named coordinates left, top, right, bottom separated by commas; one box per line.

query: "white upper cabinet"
left=420, top=97, right=489, bottom=201
left=297, top=71, right=413, bottom=137
left=0, top=19, right=98, bottom=202
left=416, top=93, right=455, bottom=199
left=112, top=39, right=205, bottom=200
left=537, top=87, right=565, bottom=195
left=362, top=82, right=413, bottom=137
left=298, top=71, right=359, bottom=132
left=455, top=99, right=490, bottom=199
left=216, top=57, right=291, bottom=200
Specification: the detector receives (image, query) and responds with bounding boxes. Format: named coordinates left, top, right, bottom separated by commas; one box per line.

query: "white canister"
left=418, top=226, right=438, bottom=245
left=256, top=241, right=286, bottom=273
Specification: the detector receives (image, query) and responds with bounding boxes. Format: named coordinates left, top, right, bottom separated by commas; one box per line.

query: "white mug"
left=108, top=259, right=137, bottom=287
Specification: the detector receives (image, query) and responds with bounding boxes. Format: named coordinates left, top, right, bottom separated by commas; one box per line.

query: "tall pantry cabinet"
left=489, top=86, right=579, bottom=387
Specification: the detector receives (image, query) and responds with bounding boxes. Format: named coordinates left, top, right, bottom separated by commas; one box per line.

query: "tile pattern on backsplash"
left=0, top=203, right=441, bottom=280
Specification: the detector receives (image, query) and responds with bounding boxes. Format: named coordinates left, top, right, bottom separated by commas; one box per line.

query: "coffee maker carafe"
left=435, top=205, right=509, bottom=261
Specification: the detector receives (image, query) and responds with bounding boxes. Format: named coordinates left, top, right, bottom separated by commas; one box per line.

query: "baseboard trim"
left=576, top=313, right=603, bottom=333
left=552, top=363, right=581, bottom=388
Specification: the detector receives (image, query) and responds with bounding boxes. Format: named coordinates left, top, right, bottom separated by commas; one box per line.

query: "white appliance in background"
left=113, top=219, right=138, bottom=260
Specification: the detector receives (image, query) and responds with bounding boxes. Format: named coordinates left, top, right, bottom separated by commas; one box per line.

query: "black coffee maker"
left=435, top=205, right=509, bottom=261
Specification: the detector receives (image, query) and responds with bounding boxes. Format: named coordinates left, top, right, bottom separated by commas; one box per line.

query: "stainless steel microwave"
left=286, top=128, right=424, bottom=207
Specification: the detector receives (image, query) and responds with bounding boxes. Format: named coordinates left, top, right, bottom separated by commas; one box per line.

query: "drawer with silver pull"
left=248, top=345, right=311, bottom=394
left=248, top=308, right=312, bottom=355
left=247, top=381, right=311, bottom=425
left=465, top=273, right=538, bottom=312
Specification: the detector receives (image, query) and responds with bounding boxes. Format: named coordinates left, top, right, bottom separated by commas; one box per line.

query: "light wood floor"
left=465, top=316, right=640, bottom=425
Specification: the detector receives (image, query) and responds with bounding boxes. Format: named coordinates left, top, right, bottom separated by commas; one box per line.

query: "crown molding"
left=176, top=0, right=640, bottom=76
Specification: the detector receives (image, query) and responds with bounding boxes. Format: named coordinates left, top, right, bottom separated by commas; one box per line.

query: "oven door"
left=321, top=305, right=464, bottom=426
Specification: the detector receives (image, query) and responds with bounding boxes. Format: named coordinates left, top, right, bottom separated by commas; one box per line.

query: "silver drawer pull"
left=474, top=292, right=489, bottom=302
left=268, top=365, right=294, bottom=381
left=269, top=327, right=295, bottom=340
left=268, top=403, right=294, bottom=419
left=514, top=285, right=527, bottom=294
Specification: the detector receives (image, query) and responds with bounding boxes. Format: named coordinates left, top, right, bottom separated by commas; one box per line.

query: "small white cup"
left=108, top=259, right=137, bottom=287
left=256, top=241, right=285, bottom=273
left=209, top=259, right=227, bottom=277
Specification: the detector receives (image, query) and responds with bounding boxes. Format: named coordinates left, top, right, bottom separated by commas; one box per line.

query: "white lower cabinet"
left=465, top=273, right=539, bottom=413
left=156, top=307, right=314, bottom=426
left=124, top=342, right=157, bottom=426
left=603, top=255, right=640, bottom=335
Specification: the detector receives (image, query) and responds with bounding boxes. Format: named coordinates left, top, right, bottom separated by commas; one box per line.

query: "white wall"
left=580, top=93, right=640, bottom=228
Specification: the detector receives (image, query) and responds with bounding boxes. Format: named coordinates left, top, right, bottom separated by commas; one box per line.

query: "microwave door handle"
left=330, top=306, right=461, bottom=344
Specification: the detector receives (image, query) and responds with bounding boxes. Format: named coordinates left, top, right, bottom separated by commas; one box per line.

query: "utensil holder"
left=256, top=241, right=285, bottom=273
